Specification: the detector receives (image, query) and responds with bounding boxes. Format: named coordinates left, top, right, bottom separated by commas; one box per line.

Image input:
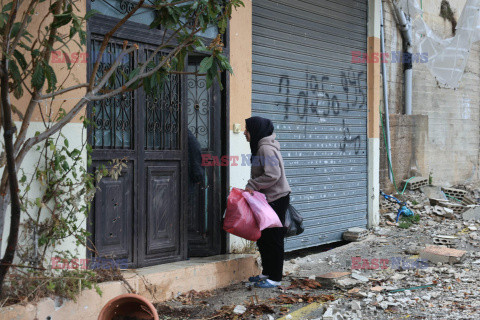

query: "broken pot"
left=98, top=293, right=159, bottom=320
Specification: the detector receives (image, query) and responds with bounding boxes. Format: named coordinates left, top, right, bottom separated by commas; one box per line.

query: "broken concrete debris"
left=441, top=187, right=467, bottom=201
left=403, top=177, right=428, bottom=190
left=462, top=196, right=476, bottom=206
left=420, top=186, right=447, bottom=200
left=147, top=183, right=480, bottom=320
left=342, top=227, right=368, bottom=242
left=233, top=305, right=246, bottom=314
left=420, top=245, right=466, bottom=264
left=315, top=272, right=350, bottom=288
left=462, top=205, right=480, bottom=221
left=350, top=272, right=369, bottom=283
left=432, top=235, right=458, bottom=247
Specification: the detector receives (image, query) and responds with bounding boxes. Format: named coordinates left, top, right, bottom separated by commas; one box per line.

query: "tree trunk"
left=0, top=55, right=22, bottom=295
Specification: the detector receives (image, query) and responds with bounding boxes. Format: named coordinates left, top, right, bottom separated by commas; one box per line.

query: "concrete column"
left=228, top=0, right=253, bottom=253
left=367, top=0, right=381, bottom=228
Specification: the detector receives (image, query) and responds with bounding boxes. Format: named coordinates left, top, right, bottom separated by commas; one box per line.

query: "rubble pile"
left=312, top=249, right=480, bottom=320
left=152, top=183, right=480, bottom=320
left=279, top=183, right=480, bottom=319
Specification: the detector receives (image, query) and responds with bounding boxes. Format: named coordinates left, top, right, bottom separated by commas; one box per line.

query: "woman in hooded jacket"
left=244, top=116, right=291, bottom=288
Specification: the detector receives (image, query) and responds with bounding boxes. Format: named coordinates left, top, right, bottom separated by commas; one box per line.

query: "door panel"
left=93, top=163, right=134, bottom=263
left=145, top=164, right=181, bottom=256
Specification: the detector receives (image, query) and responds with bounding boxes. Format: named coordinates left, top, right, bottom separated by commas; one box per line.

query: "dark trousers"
left=257, top=194, right=290, bottom=282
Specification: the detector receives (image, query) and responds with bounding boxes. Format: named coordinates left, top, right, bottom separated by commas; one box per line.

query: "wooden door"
left=88, top=35, right=187, bottom=268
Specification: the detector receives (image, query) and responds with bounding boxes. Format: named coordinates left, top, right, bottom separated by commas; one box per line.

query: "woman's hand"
left=245, top=187, right=255, bottom=195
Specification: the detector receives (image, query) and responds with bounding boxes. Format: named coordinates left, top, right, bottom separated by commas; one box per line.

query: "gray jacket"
left=246, top=133, right=291, bottom=202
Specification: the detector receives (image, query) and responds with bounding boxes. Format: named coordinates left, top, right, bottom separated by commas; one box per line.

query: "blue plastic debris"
left=380, top=191, right=415, bottom=222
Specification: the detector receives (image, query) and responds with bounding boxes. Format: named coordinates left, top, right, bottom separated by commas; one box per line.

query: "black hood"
left=245, top=116, right=274, bottom=156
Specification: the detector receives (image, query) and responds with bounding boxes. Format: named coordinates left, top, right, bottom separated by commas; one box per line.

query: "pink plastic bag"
left=242, top=191, right=283, bottom=231
left=223, top=188, right=261, bottom=241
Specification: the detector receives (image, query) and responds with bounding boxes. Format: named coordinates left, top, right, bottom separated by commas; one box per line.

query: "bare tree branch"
left=15, top=96, right=89, bottom=168
left=92, top=46, right=137, bottom=92
left=39, top=83, right=89, bottom=100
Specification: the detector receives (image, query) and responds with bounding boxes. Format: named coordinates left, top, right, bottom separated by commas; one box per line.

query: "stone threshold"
left=0, top=254, right=259, bottom=320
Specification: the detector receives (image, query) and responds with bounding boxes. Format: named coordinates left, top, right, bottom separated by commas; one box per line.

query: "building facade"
left=2, top=0, right=385, bottom=267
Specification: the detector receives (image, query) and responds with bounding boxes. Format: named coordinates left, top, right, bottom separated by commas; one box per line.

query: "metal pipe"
left=380, top=0, right=393, bottom=182
left=404, top=58, right=413, bottom=115
left=392, top=1, right=413, bottom=115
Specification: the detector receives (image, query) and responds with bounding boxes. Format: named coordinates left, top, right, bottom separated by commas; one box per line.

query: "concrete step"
left=0, top=254, right=259, bottom=320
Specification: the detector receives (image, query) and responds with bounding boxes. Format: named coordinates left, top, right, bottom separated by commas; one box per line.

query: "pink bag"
left=242, top=191, right=283, bottom=231
left=223, top=188, right=261, bottom=241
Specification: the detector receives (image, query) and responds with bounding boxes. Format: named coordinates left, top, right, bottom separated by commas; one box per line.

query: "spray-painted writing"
left=277, top=68, right=365, bottom=154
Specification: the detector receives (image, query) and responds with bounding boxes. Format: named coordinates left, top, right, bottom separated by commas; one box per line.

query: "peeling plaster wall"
left=380, top=0, right=480, bottom=189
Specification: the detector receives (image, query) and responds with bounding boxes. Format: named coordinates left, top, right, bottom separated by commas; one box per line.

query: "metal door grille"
left=90, top=40, right=135, bottom=149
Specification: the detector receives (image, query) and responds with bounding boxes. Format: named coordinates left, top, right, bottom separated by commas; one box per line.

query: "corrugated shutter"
left=252, top=0, right=369, bottom=251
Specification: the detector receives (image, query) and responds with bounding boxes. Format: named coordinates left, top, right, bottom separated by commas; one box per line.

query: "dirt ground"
left=153, top=187, right=480, bottom=320
left=154, top=278, right=335, bottom=320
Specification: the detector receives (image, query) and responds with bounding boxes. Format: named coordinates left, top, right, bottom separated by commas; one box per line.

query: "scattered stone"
left=316, top=272, right=351, bottom=288
left=420, top=245, right=467, bottom=264
left=443, top=207, right=455, bottom=219
left=433, top=206, right=446, bottom=216
left=322, top=307, right=335, bottom=320
left=421, top=186, right=447, bottom=200
left=348, top=288, right=360, bottom=294
left=351, top=273, right=369, bottom=282
left=384, top=213, right=397, bottom=222
left=336, top=278, right=363, bottom=289
left=391, top=274, right=406, bottom=281
left=405, top=245, right=420, bottom=255
left=424, top=205, right=432, bottom=214
left=422, top=294, right=431, bottom=301
left=343, top=227, right=368, bottom=242
left=462, top=206, right=480, bottom=221
left=233, top=305, right=246, bottom=314
left=350, top=301, right=361, bottom=310
left=371, top=286, right=384, bottom=292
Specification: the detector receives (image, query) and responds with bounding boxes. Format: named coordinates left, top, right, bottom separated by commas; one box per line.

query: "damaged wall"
left=380, top=0, right=480, bottom=190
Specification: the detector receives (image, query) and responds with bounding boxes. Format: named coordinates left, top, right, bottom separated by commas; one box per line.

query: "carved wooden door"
left=88, top=32, right=187, bottom=268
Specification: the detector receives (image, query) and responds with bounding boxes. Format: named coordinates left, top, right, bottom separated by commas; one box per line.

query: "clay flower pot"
left=98, top=293, right=159, bottom=320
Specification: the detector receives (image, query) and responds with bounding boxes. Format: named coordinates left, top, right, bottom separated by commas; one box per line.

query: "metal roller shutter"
left=252, top=0, right=369, bottom=251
